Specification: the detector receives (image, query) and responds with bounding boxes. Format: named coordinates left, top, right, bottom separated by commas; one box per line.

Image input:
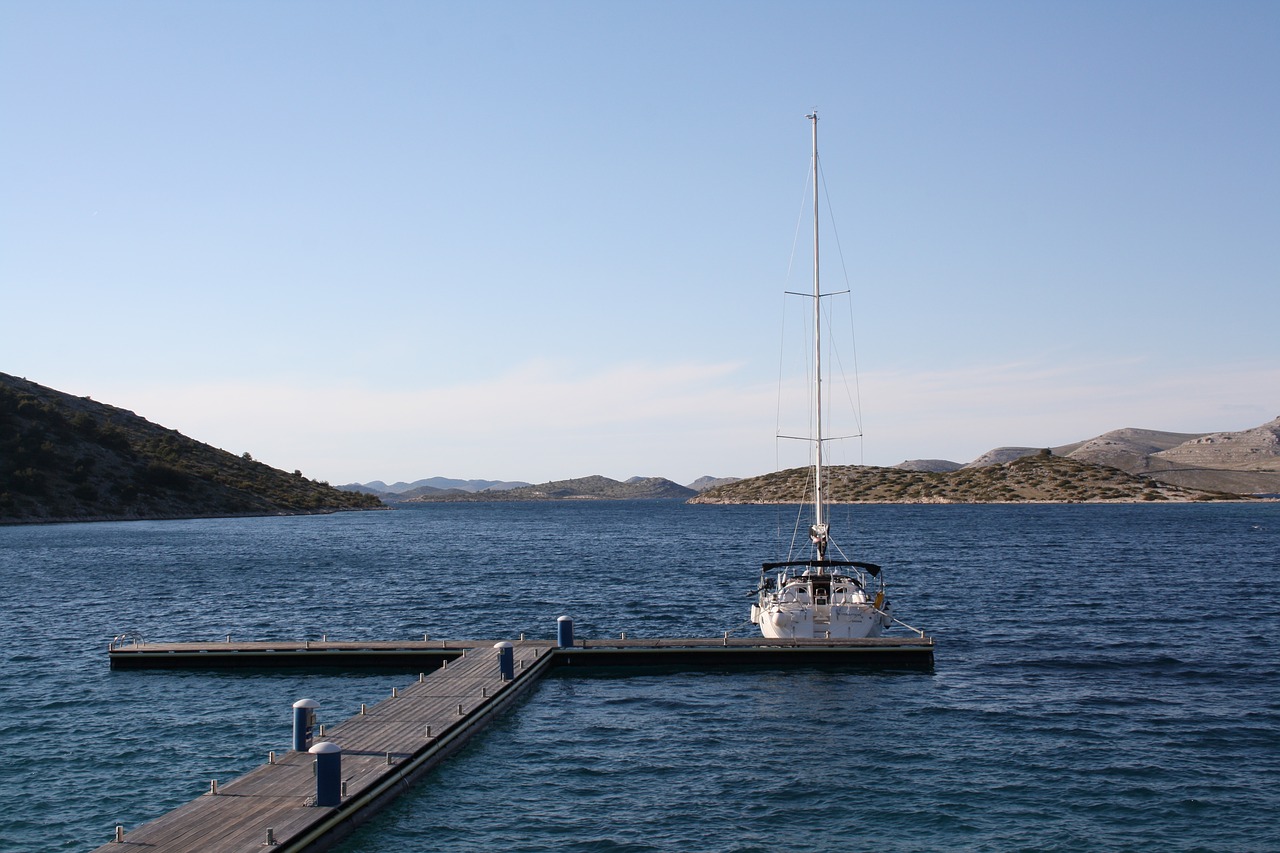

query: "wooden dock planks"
left=94, top=645, right=554, bottom=852
left=108, top=635, right=934, bottom=670
left=96, top=635, right=933, bottom=850
left=555, top=635, right=935, bottom=669
left=106, top=637, right=503, bottom=670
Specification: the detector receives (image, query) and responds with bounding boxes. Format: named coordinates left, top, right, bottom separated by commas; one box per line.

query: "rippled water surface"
left=1, top=502, right=1277, bottom=851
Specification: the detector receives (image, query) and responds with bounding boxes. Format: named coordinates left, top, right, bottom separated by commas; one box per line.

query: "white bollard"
left=292, top=698, right=319, bottom=751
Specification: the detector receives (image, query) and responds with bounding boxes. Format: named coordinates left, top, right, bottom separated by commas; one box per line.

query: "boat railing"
left=865, top=603, right=927, bottom=638
left=886, top=617, right=927, bottom=638
left=109, top=632, right=144, bottom=651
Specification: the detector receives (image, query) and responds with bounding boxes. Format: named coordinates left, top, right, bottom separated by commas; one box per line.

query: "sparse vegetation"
left=691, top=453, right=1246, bottom=505
left=0, top=373, right=383, bottom=524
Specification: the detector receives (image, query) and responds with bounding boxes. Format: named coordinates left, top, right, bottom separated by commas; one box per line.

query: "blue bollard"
left=309, top=742, right=341, bottom=806
left=495, top=642, right=514, bottom=680
left=557, top=615, right=574, bottom=649
left=292, top=699, right=319, bottom=752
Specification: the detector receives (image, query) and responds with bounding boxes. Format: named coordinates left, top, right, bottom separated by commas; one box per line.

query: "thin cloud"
left=101, top=360, right=772, bottom=483
left=92, top=357, right=1277, bottom=484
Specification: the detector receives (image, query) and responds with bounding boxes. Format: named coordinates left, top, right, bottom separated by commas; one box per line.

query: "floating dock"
left=107, top=636, right=492, bottom=670
left=98, top=633, right=933, bottom=850
left=108, top=634, right=935, bottom=671
left=94, top=643, right=554, bottom=852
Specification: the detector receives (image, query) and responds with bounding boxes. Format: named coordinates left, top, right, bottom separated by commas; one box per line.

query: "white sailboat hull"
left=753, top=569, right=893, bottom=639
left=755, top=590, right=889, bottom=639
left=757, top=606, right=884, bottom=639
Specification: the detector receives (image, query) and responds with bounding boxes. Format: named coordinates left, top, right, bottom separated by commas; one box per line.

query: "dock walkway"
left=96, top=644, right=553, bottom=852
left=97, top=634, right=932, bottom=850
left=108, top=635, right=933, bottom=670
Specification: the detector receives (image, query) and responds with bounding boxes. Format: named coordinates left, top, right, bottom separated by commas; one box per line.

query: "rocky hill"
left=1056, top=427, right=1204, bottom=470
left=895, top=459, right=963, bottom=473
left=403, top=474, right=696, bottom=502
left=687, top=475, right=741, bottom=491
left=339, top=477, right=530, bottom=499
left=1138, top=419, right=1280, bottom=494
left=0, top=373, right=383, bottom=524
left=898, top=417, right=1280, bottom=496
left=691, top=452, right=1245, bottom=504
left=348, top=475, right=719, bottom=499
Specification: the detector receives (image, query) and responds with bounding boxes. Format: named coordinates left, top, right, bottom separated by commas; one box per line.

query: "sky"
left=2, top=0, right=1277, bottom=486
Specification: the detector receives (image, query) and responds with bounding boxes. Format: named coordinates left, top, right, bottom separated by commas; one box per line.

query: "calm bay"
left=1, top=501, right=1277, bottom=851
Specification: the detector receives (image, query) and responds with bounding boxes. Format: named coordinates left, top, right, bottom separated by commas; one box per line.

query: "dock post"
left=495, top=641, right=514, bottom=680
left=309, top=742, right=342, bottom=807
left=557, top=615, right=574, bottom=649
left=292, top=699, right=319, bottom=752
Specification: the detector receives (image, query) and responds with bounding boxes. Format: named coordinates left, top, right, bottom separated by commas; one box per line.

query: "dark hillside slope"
left=0, top=373, right=382, bottom=523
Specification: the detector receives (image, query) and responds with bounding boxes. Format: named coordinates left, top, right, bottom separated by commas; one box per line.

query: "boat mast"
left=807, top=111, right=827, bottom=561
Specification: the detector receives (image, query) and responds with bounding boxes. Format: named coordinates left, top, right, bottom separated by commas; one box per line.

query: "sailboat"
left=750, top=112, right=894, bottom=640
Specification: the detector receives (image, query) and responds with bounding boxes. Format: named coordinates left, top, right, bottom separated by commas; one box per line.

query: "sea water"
left=0, top=502, right=1277, bottom=851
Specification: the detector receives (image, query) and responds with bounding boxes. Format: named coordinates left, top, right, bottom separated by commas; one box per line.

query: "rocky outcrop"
left=961, top=418, right=1280, bottom=496
left=1137, top=418, right=1280, bottom=494
left=895, top=459, right=963, bottom=473
left=1152, top=418, right=1280, bottom=469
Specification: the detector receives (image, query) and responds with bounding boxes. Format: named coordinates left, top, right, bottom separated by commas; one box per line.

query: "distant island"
left=692, top=452, right=1244, bottom=504
left=5, top=370, right=1276, bottom=525
left=0, top=373, right=382, bottom=524
left=910, top=420, right=1280, bottom=497
left=340, top=474, right=702, bottom=502
left=346, top=417, right=1279, bottom=505
left=692, top=418, right=1280, bottom=504
left=412, top=475, right=696, bottom=502
left=342, top=453, right=1254, bottom=507
left=339, top=474, right=740, bottom=502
